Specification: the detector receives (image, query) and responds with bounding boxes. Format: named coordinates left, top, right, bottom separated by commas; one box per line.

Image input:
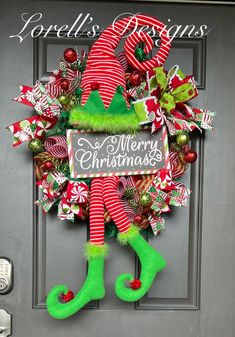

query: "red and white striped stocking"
left=103, top=176, right=131, bottom=233
left=89, top=178, right=105, bottom=245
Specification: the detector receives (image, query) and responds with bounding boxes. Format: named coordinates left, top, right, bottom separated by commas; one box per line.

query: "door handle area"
left=0, top=258, right=13, bottom=295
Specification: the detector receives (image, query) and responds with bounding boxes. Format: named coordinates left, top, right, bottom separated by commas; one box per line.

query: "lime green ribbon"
left=148, top=65, right=198, bottom=113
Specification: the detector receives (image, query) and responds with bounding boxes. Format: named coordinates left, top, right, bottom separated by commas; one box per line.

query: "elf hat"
left=69, top=14, right=171, bottom=133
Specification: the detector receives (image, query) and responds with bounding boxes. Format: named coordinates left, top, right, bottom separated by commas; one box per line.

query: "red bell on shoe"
left=130, top=279, right=142, bottom=290
left=61, top=290, right=74, bottom=302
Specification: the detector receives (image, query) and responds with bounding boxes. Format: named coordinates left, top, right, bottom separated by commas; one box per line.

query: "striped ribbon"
left=169, top=151, right=186, bottom=179
left=44, top=136, right=68, bottom=159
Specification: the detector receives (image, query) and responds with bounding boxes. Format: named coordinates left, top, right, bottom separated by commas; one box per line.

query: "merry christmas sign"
left=67, top=128, right=169, bottom=178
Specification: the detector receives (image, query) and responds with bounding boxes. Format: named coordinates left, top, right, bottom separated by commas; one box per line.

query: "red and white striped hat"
left=70, top=14, right=171, bottom=133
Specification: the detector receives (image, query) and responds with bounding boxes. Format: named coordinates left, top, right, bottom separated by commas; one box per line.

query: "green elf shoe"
left=47, top=243, right=109, bottom=319
left=115, top=225, right=166, bottom=302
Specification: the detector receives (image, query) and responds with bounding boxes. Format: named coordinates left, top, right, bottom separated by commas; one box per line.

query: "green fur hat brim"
left=69, top=108, right=140, bottom=134
left=117, top=225, right=140, bottom=245
left=84, top=242, right=109, bottom=259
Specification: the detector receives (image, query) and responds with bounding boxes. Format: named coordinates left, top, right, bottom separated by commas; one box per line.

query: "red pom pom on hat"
left=91, top=81, right=100, bottom=90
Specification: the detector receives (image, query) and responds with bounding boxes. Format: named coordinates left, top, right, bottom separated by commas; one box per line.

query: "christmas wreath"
left=7, top=14, right=214, bottom=319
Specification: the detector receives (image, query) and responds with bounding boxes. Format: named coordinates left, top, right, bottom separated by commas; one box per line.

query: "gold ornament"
left=28, top=138, right=42, bottom=153
left=176, top=131, right=190, bottom=146
left=140, top=192, right=152, bottom=207
left=58, top=95, right=70, bottom=105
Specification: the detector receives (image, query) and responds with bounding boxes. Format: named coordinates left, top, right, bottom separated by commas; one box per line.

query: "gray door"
left=1, top=1, right=235, bottom=336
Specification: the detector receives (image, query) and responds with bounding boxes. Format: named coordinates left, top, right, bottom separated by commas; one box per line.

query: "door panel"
left=1, top=1, right=235, bottom=337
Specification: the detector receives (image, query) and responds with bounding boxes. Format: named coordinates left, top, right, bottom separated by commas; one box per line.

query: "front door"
left=1, top=1, right=235, bottom=336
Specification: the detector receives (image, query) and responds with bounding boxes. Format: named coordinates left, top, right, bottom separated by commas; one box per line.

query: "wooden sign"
left=67, top=127, right=169, bottom=178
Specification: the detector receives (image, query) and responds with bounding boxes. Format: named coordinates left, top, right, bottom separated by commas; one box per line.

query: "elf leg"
left=47, top=178, right=108, bottom=319
left=103, top=176, right=166, bottom=302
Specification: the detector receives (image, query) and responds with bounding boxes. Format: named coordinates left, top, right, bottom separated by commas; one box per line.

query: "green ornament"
left=28, top=138, right=42, bottom=153
left=140, top=192, right=152, bottom=207
left=58, top=95, right=70, bottom=105
left=176, top=131, right=190, bottom=146
left=116, top=85, right=124, bottom=94
left=135, top=47, right=147, bottom=62
left=75, top=87, right=83, bottom=98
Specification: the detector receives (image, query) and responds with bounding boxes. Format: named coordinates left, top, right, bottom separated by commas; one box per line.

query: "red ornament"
left=129, top=71, right=143, bottom=87
left=134, top=215, right=142, bottom=224
left=130, top=279, right=142, bottom=290
left=61, top=290, right=74, bottom=303
left=184, top=150, right=197, bottom=163
left=91, top=81, right=100, bottom=90
left=60, top=79, right=70, bottom=91
left=64, top=48, right=78, bottom=63
left=43, top=161, right=55, bottom=172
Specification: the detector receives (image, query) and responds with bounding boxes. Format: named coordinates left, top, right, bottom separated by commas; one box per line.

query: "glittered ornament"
left=134, top=215, right=142, bottom=224
left=43, top=161, right=55, bottom=172
left=140, top=192, right=152, bottom=207
left=184, top=150, right=197, bottom=163
left=58, top=95, right=70, bottom=105
left=130, top=279, right=141, bottom=290
left=129, top=71, right=143, bottom=87
left=64, top=48, right=78, bottom=63
left=75, top=87, right=83, bottom=98
left=176, top=131, right=190, bottom=146
left=60, top=79, right=70, bottom=91
left=135, top=47, right=147, bottom=62
left=28, top=138, right=42, bottom=153
left=61, top=290, right=74, bottom=303
left=134, top=214, right=149, bottom=229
